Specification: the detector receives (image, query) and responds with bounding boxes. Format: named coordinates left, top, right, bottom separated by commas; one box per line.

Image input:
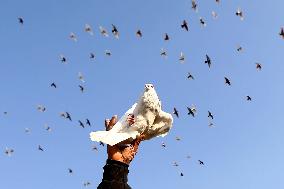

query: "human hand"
left=105, top=115, right=144, bottom=164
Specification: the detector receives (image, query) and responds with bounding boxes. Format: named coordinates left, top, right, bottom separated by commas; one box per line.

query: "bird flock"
left=2, top=0, right=283, bottom=187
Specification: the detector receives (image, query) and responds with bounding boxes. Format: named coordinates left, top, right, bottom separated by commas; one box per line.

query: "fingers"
left=109, top=115, right=118, bottom=127
left=127, top=114, right=135, bottom=126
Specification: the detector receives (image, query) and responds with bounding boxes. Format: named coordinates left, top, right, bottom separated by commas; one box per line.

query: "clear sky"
left=1, top=0, right=284, bottom=188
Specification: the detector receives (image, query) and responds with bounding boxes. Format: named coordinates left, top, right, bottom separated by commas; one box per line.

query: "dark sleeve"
left=97, top=159, right=132, bottom=189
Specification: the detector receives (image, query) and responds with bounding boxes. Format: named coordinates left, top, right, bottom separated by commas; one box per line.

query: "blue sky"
left=1, top=0, right=284, bottom=188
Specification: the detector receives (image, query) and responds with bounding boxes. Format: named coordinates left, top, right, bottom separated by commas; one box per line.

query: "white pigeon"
left=90, top=84, right=173, bottom=146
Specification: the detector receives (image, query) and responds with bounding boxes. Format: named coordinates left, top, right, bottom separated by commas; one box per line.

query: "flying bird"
left=181, top=20, right=189, bottom=31
left=4, top=147, right=14, bottom=156
left=90, top=53, right=95, bottom=59
left=187, top=106, right=196, bottom=117
left=160, top=48, right=167, bottom=58
left=199, top=17, right=206, bottom=27
left=92, top=145, right=98, bottom=151
left=256, top=63, right=262, bottom=70
left=51, top=82, right=57, bottom=88
left=205, top=54, right=211, bottom=68
left=99, top=26, right=109, bottom=37
left=38, top=145, right=44, bottom=151
left=79, top=85, right=84, bottom=93
left=105, top=50, right=112, bottom=56
left=136, top=30, right=142, bottom=37
left=173, top=108, right=179, bottom=118
left=79, top=120, right=85, bottom=128
left=191, top=0, right=198, bottom=11
left=187, top=72, right=194, bottom=80
left=224, top=77, right=231, bottom=86
left=236, top=8, right=244, bottom=20
left=68, top=168, right=73, bottom=174
left=237, top=45, right=243, bottom=52
left=99, top=142, right=105, bottom=146
left=84, top=24, right=93, bottom=35
left=175, top=136, right=181, bottom=141
left=18, top=17, right=24, bottom=24
left=66, top=112, right=72, bottom=121
left=208, top=122, right=214, bottom=128
left=198, top=160, right=204, bottom=165
left=86, top=119, right=91, bottom=126
left=83, top=181, right=91, bottom=187
left=25, top=128, right=31, bottom=133
left=279, top=27, right=284, bottom=39
left=173, top=162, right=179, bottom=166
left=208, top=111, right=214, bottom=119
left=37, top=105, right=46, bottom=112
left=44, top=124, right=52, bottom=132
left=246, top=96, right=252, bottom=101
left=69, top=32, right=77, bottom=42
left=179, top=52, right=185, bottom=63
left=60, top=54, right=67, bottom=63
left=164, top=33, right=170, bottom=41
left=180, top=173, right=184, bottom=177
left=161, top=142, right=166, bottom=148
left=111, top=24, right=119, bottom=39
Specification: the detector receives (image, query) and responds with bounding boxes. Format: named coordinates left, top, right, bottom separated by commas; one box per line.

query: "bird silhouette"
left=164, top=33, right=170, bottom=41
left=79, top=120, right=85, bottom=128
left=198, top=160, right=204, bottom=165
left=38, top=145, right=44, bottom=151
left=18, top=17, right=24, bottom=24
left=111, top=24, right=119, bottom=39
left=173, top=108, right=179, bottom=118
left=51, top=82, right=57, bottom=88
left=208, top=111, right=214, bottom=119
left=181, top=20, right=189, bottom=31
left=187, top=106, right=196, bottom=117
left=79, top=85, right=84, bottom=93
left=246, top=96, right=252, bottom=101
left=279, top=27, right=284, bottom=39
left=136, top=30, right=142, bottom=37
left=205, top=54, right=211, bottom=68
left=256, top=63, right=262, bottom=70
left=187, top=72, right=194, bottom=80
left=224, top=77, right=231, bottom=86
left=86, top=119, right=91, bottom=126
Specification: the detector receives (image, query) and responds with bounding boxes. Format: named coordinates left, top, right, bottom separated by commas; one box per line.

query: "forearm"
left=97, top=159, right=131, bottom=189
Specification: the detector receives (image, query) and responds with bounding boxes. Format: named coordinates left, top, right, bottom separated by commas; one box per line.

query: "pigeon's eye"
left=151, top=86, right=153, bottom=88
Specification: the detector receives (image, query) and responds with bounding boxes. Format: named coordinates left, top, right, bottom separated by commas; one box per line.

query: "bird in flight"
left=60, top=54, right=67, bottom=63
left=164, top=33, right=170, bottom=41
left=198, top=160, right=204, bottom=165
left=181, top=20, right=189, bottom=31
left=84, top=24, right=93, bottom=35
left=187, top=105, right=196, bottom=117
left=205, top=54, right=211, bottom=68
left=246, top=96, right=252, bottom=101
left=79, top=120, right=85, bottom=128
left=224, top=77, right=231, bottom=86
left=99, top=26, right=109, bottom=37
left=90, top=53, right=95, bottom=60
left=68, top=168, right=73, bottom=174
left=279, top=27, right=284, bottom=39
left=160, top=48, right=167, bottom=58
left=256, top=63, right=262, bottom=70
left=187, top=72, right=194, bottom=80
left=173, top=108, right=179, bottom=118
left=38, top=145, right=44, bottom=151
left=208, top=111, right=214, bottom=119
left=111, top=24, right=119, bottom=39
left=236, top=8, right=244, bottom=20
left=161, top=142, right=166, bottom=148
left=37, top=105, right=46, bottom=112
left=69, top=32, right=77, bottom=42
left=83, top=181, right=91, bottom=187
left=208, top=122, right=214, bottom=128
left=105, top=50, right=112, bottom=56
left=4, top=147, right=14, bottom=156
left=79, top=85, right=84, bottom=93
left=179, top=52, right=185, bottom=63
left=199, top=17, right=206, bottom=27
left=51, top=82, right=57, bottom=88
left=86, top=119, right=91, bottom=126
left=136, top=30, right=142, bottom=38
left=191, top=0, right=198, bottom=12
left=18, top=17, right=24, bottom=25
